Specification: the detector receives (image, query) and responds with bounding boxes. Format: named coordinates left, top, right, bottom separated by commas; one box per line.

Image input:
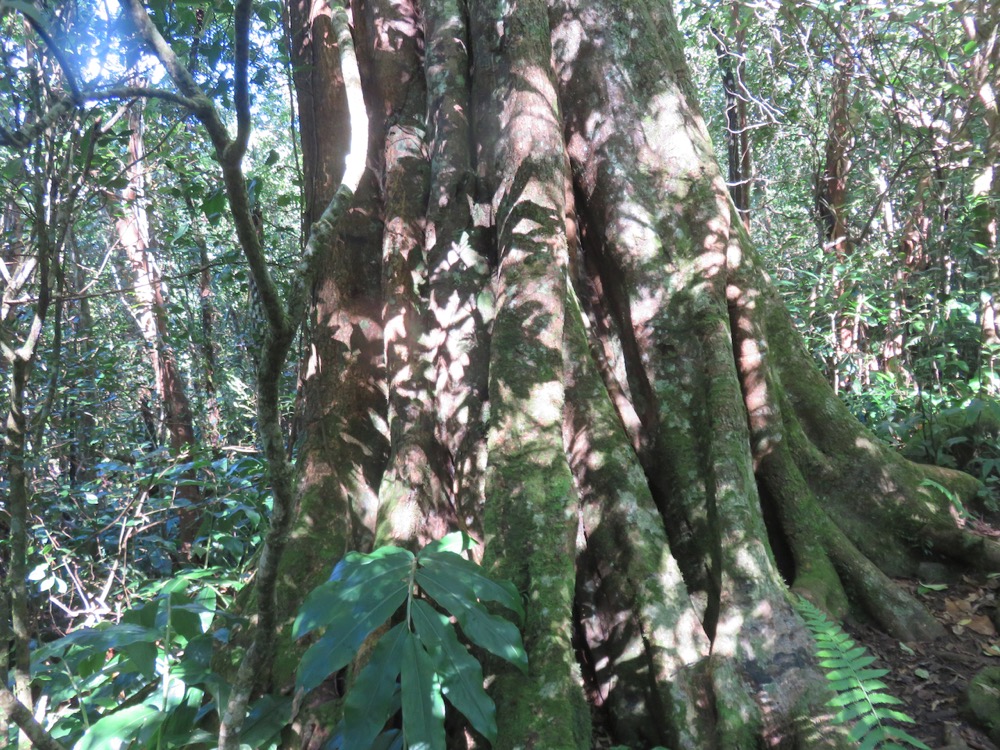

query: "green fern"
left=795, top=597, right=930, bottom=750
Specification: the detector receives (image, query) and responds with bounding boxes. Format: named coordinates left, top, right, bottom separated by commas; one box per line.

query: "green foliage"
left=23, top=448, right=272, bottom=631
left=29, top=571, right=290, bottom=750
left=796, top=598, right=929, bottom=750
left=876, top=397, right=1000, bottom=511
left=679, top=0, right=1000, bottom=417
left=294, top=532, right=528, bottom=749
left=898, top=398, right=1000, bottom=467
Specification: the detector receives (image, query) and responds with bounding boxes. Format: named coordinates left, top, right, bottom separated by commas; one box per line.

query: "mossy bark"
left=254, top=0, right=1000, bottom=747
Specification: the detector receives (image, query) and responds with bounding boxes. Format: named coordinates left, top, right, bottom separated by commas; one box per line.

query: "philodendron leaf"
left=400, top=629, right=446, bottom=750
left=417, top=550, right=524, bottom=620
left=411, top=599, right=497, bottom=742
left=342, top=622, right=408, bottom=749
left=415, top=569, right=528, bottom=673
left=294, top=547, right=414, bottom=639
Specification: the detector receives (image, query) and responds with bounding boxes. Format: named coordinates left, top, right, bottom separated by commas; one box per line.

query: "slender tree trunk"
left=4, top=354, right=36, bottom=719
left=715, top=6, right=752, bottom=231
left=966, top=7, right=1000, bottom=389
left=116, top=99, right=202, bottom=551
left=1, top=91, right=95, bottom=744
left=2, top=200, right=53, bottom=732
left=881, top=174, right=933, bottom=380
left=183, top=194, right=223, bottom=447
left=66, top=239, right=97, bottom=485
left=816, top=50, right=856, bottom=392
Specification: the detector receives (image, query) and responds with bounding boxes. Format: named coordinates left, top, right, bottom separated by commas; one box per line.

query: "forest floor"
left=850, top=515, right=1000, bottom=750
left=588, top=517, right=1000, bottom=750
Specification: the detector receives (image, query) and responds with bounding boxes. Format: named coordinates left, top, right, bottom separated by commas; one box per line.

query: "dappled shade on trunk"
left=267, top=0, right=1000, bottom=747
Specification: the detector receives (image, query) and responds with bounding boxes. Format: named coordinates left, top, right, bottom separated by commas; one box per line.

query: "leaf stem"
left=406, top=557, right=419, bottom=632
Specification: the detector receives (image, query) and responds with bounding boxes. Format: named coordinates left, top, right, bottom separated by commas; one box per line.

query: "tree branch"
left=0, top=683, right=67, bottom=750
left=14, top=8, right=82, bottom=103
left=217, top=6, right=367, bottom=750
left=115, top=5, right=365, bottom=749
left=230, top=0, right=252, bottom=161
left=0, top=97, right=74, bottom=149
left=120, top=0, right=229, bottom=150
left=119, top=0, right=285, bottom=336
left=81, top=86, right=196, bottom=109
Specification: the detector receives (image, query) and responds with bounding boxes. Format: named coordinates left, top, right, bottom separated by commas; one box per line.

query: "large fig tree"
left=266, top=0, right=999, bottom=747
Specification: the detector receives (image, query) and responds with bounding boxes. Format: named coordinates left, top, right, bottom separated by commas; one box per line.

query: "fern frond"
left=795, top=597, right=930, bottom=750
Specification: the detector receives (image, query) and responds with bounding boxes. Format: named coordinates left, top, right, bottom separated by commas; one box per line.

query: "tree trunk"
left=260, top=0, right=1000, bottom=747
left=965, top=6, right=1000, bottom=387
left=714, top=5, right=752, bottom=232
left=2, top=182, right=55, bottom=737
left=815, top=50, right=855, bottom=393
left=116, top=98, right=203, bottom=551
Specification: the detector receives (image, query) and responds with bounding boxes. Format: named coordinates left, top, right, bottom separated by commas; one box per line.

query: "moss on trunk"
left=244, top=0, right=1000, bottom=746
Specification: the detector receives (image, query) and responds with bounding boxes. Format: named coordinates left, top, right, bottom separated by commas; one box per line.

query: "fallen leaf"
left=967, top=614, right=997, bottom=636
left=919, top=582, right=949, bottom=594
left=945, top=598, right=973, bottom=616
left=914, top=668, right=931, bottom=679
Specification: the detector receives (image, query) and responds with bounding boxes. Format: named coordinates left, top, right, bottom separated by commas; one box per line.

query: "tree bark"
left=965, top=5, right=1000, bottom=386
left=265, top=0, right=1000, bottom=746
left=115, top=97, right=203, bottom=551
left=2, top=145, right=58, bottom=742
left=816, top=50, right=856, bottom=392
left=714, top=6, right=752, bottom=232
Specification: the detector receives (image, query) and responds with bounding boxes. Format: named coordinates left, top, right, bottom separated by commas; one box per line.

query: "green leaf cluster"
left=293, top=532, right=527, bottom=750
left=30, top=573, right=289, bottom=750
left=796, top=597, right=929, bottom=750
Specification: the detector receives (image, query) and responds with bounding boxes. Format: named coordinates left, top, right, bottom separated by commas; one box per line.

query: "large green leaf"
left=239, top=694, right=293, bottom=749
left=400, top=630, right=446, bottom=750
left=295, top=579, right=409, bottom=692
left=415, top=570, right=528, bottom=673
left=156, top=593, right=214, bottom=644
left=31, top=623, right=159, bottom=673
left=121, top=640, right=158, bottom=679
left=342, top=622, right=407, bottom=748
left=370, top=729, right=404, bottom=750
left=411, top=599, right=496, bottom=742
left=75, top=703, right=166, bottom=750
left=293, top=547, right=414, bottom=639
left=417, top=551, right=524, bottom=620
